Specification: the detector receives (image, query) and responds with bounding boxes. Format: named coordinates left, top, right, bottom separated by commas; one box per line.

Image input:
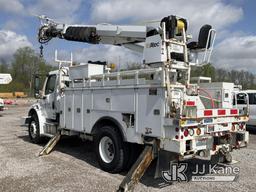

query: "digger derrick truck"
left=25, top=15, right=249, bottom=190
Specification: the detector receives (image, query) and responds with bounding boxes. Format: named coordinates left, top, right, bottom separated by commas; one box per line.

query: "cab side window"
left=236, top=93, right=247, bottom=105
left=45, top=75, right=56, bottom=95
left=248, top=93, right=256, bottom=105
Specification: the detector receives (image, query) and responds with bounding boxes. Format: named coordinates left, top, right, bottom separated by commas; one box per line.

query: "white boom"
left=38, top=15, right=148, bottom=53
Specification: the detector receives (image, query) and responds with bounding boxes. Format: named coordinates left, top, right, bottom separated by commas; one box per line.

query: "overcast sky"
left=0, top=0, right=256, bottom=72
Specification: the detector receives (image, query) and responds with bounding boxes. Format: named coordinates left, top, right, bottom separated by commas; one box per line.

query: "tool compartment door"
left=73, top=90, right=83, bottom=131
left=137, top=87, right=164, bottom=137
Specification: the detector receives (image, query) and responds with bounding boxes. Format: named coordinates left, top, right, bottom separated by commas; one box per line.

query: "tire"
left=94, top=125, right=126, bottom=173
left=28, top=114, right=41, bottom=144
left=123, top=143, right=143, bottom=171
left=211, top=152, right=232, bottom=164
left=224, top=152, right=232, bottom=163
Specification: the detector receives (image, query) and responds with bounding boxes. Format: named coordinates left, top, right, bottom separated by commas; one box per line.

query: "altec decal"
left=146, top=42, right=160, bottom=48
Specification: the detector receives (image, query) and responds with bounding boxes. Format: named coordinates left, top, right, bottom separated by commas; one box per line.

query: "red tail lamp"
left=184, top=129, right=189, bottom=137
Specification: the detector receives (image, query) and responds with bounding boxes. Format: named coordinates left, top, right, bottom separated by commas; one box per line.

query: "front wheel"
left=28, top=114, right=42, bottom=144
left=94, top=125, right=125, bottom=173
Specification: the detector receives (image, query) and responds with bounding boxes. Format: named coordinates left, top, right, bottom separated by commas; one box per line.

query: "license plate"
left=196, top=139, right=207, bottom=147
left=204, top=118, right=213, bottom=124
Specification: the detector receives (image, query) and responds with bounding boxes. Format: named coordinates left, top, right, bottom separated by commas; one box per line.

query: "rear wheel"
left=123, top=143, right=143, bottom=171
left=94, top=125, right=126, bottom=173
left=28, top=114, right=41, bottom=144
left=211, top=152, right=232, bottom=164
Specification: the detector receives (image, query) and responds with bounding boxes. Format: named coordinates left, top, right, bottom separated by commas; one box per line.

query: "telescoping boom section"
left=25, top=15, right=249, bottom=191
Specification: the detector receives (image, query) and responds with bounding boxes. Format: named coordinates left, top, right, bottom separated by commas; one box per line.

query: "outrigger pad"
left=39, top=132, right=61, bottom=156
left=117, top=145, right=154, bottom=192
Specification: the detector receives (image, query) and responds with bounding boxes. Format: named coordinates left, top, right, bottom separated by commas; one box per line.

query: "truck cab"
left=235, top=90, right=256, bottom=127
left=40, top=71, right=59, bottom=120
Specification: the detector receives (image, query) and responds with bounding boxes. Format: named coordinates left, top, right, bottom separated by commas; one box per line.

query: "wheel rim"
left=99, top=136, right=115, bottom=163
left=30, top=121, right=37, bottom=139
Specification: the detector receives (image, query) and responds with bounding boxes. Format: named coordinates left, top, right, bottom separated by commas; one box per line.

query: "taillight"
left=231, top=123, right=236, bottom=131
left=196, top=128, right=201, bottom=135
left=175, top=127, right=179, bottom=132
left=175, top=135, right=179, bottom=139
left=184, top=129, right=189, bottom=137
left=189, top=129, right=194, bottom=136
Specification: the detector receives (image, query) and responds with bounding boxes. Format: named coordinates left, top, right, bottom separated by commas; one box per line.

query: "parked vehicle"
left=0, top=73, right=12, bottom=111
left=235, top=90, right=256, bottom=126
left=0, top=98, right=4, bottom=111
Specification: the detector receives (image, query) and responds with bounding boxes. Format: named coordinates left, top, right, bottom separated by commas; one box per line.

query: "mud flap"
left=154, top=150, right=177, bottom=178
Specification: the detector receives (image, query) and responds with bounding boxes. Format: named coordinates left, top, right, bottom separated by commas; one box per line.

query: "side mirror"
left=34, top=75, right=40, bottom=98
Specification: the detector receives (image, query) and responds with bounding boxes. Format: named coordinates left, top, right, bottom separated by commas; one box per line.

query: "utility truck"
left=25, top=15, right=249, bottom=191
left=0, top=73, right=12, bottom=111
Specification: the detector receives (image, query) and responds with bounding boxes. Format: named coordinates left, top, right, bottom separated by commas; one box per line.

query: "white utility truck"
left=235, top=90, right=256, bottom=127
left=25, top=15, right=249, bottom=191
left=0, top=73, right=12, bottom=111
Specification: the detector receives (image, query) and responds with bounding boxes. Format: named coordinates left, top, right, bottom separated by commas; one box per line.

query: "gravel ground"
left=0, top=103, right=256, bottom=192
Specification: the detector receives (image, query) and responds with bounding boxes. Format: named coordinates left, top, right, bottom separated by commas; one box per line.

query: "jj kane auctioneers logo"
left=162, top=162, right=239, bottom=182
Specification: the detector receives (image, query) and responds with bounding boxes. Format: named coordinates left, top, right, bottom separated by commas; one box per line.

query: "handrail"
left=203, top=29, right=216, bottom=63
left=90, top=68, right=162, bottom=79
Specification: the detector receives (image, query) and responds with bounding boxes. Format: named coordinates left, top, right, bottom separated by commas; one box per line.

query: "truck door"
left=248, top=93, right=256, bottom=126
left=235, top=92, right=248, bottom=117
left=42, top=74, right=57, bottom=120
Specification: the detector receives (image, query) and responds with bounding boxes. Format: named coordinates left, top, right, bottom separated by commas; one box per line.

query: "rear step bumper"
left=161, top=130, right=249, bottom=159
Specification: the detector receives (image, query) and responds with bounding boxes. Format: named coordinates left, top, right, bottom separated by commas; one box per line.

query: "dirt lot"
left=1, top=102, right=256, bottom=192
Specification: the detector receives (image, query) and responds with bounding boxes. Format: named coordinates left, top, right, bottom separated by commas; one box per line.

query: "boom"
left=38, top=15, right=149, bottom=52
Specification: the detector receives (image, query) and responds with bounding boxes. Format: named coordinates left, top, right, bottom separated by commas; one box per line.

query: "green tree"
left=0, top=47, right=55, bottom=95
left=191, top=63, right=216, bottom=81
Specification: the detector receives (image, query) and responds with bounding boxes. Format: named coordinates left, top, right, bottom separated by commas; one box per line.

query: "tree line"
left=0, top=47, right=55, bottom=96
left=191, top=64, right=256, bottom=89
